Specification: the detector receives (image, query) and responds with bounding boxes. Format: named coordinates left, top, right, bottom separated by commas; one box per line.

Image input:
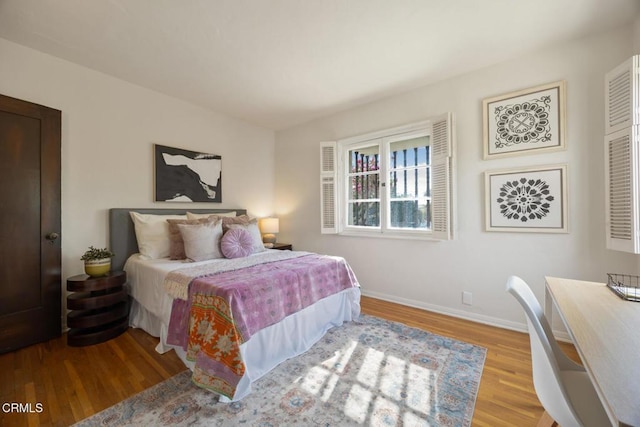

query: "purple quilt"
left=166, top=253, right=359, bottom=399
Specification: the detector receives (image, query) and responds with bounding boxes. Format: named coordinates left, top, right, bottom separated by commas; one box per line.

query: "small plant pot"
left=84, top=258, right=111, bottom=277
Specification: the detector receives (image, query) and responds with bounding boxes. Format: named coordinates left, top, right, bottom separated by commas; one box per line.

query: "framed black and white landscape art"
left=485, top=164, right=567, bottom=233
left=154, top=144, right=222, bottom=202
left=482, top=81, right=566, bottom=159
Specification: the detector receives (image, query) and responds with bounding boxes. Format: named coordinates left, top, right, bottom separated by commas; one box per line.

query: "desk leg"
left=544, top=283, right=553, bottom=324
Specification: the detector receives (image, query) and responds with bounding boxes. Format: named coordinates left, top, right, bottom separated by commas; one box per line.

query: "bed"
left=108, top=208, right=361, bottom=402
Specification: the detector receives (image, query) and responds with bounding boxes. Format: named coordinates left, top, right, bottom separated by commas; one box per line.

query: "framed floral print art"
left=485, top=164, right=568, bottom=233
left=483, top=81, right=566, bottom=159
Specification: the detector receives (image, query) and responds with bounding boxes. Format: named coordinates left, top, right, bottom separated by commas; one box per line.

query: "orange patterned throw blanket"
left=166, top=253, right=359, bottom=400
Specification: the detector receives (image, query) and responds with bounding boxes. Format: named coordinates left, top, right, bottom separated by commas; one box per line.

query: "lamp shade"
left=260, top=217, right=279, bottom=234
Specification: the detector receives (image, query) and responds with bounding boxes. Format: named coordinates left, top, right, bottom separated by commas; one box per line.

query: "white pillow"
left=177, top=220, right=224, bottom=262
left=130, top=212, right=187, bottom=259
left=227, top=219, right=266, bottom=253
left=186, top=211, right=237, bottom=219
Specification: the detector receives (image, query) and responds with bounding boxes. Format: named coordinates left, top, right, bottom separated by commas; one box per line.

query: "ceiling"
left=1, top=0, right=638, bottom=131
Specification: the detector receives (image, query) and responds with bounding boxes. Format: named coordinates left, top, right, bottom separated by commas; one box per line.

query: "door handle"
left=45, top=232, right=59, bottom=243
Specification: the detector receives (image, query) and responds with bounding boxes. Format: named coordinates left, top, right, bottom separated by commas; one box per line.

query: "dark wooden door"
left=0, top=94, right=61, bottom=353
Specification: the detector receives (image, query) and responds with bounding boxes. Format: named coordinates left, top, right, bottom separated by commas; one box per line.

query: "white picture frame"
left=483, top=81, right=566, bottom=159
left=485, top=164, right=568, bottom=233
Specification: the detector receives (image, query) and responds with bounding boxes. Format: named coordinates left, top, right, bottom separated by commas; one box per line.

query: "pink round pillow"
left=220, top=228, right=254, bottom=258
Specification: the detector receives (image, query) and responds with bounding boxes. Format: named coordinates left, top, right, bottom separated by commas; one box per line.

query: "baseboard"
left=360, top=289, right=572, bottom=343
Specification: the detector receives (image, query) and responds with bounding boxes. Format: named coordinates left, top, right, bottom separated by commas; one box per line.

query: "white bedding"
left=124, top=251, right=361, bottom=402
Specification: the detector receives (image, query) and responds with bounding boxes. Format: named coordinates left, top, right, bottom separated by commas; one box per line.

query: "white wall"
left=274, top=25, right=639, bottom=332
left=0, top=38, right=276, bottom=307
left=634, top=14, right=640, bottom=52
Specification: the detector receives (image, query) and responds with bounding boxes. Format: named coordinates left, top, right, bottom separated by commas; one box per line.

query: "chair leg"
left=536, top=411, right=558, bottom=427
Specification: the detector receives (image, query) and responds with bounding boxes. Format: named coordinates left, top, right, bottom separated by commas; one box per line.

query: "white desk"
left=545, top=277, right=640, bottom=427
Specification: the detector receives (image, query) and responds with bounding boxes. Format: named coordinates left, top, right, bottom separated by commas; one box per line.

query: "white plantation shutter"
left=605, top=127, right=640, bottom=253
left=604, top=56, right=640, bottom=253
left=320, top=142, right=338, bottom=234
left=605, top=55, right=640, bottom=134
left=430, top=113, right=455, bottom=240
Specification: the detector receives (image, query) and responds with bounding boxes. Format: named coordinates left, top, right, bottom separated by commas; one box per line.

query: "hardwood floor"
left=0, top=296, right=578, bottom=427
left=361, top=297, right=578, bottom=427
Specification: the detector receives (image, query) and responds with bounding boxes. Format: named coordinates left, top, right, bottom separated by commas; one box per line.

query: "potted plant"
left=81, top=246, right=115, bottom=277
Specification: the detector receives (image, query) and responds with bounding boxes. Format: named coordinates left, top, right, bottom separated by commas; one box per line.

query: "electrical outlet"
left=462, top=291, right=473, bottom=306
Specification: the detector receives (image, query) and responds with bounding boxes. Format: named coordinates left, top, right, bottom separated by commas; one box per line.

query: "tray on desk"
left=607, top=273, right=640, bottom=302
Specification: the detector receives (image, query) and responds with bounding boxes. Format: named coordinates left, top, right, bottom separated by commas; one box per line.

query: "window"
left=321, top=113, right=455, bottom=240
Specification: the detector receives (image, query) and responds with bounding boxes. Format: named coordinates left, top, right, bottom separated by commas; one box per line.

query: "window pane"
left=389, top=136, right=429, bottom=168
left=390, top=200, right=431, bottom=229
left=389, top=167, right=429, bottom=198
left=349, top=146, right=380, bottom=174
left=349, top=174, right=379, bottom=199
left=348, top=202, right=380, bottom=227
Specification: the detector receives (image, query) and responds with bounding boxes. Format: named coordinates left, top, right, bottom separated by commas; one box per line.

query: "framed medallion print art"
left=483, top=81, right=566, bottom=159
left=485, top=164, right=568, bottom=233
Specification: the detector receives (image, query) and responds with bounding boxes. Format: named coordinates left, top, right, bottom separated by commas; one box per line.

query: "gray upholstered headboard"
left=108, top=208, right=247, bottom=271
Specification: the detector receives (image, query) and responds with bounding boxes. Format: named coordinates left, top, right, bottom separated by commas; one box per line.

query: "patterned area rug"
left=75, top=315, right=486, bottom=426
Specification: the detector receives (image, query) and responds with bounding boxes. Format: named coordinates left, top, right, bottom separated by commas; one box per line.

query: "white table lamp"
left=260, top=218, right=279, bottom=245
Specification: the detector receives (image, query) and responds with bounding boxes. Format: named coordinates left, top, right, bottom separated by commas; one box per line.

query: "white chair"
left=506, top=276, right=611, bottom=427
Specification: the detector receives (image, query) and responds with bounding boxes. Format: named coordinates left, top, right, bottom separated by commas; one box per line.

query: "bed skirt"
left=129, top=287, right=361, bottom=402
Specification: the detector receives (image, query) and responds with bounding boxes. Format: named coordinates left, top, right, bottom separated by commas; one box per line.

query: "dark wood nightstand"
left=272, top=243, right=292, bottom=251
left=66, top=270, right=129, bottom=347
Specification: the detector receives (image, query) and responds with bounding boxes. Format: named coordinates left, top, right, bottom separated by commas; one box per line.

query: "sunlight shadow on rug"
left=74, top=314, right=486, bottom=426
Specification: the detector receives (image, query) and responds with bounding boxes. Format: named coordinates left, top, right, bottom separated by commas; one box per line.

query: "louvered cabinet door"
left=605, top=127, right=640, bottom=253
